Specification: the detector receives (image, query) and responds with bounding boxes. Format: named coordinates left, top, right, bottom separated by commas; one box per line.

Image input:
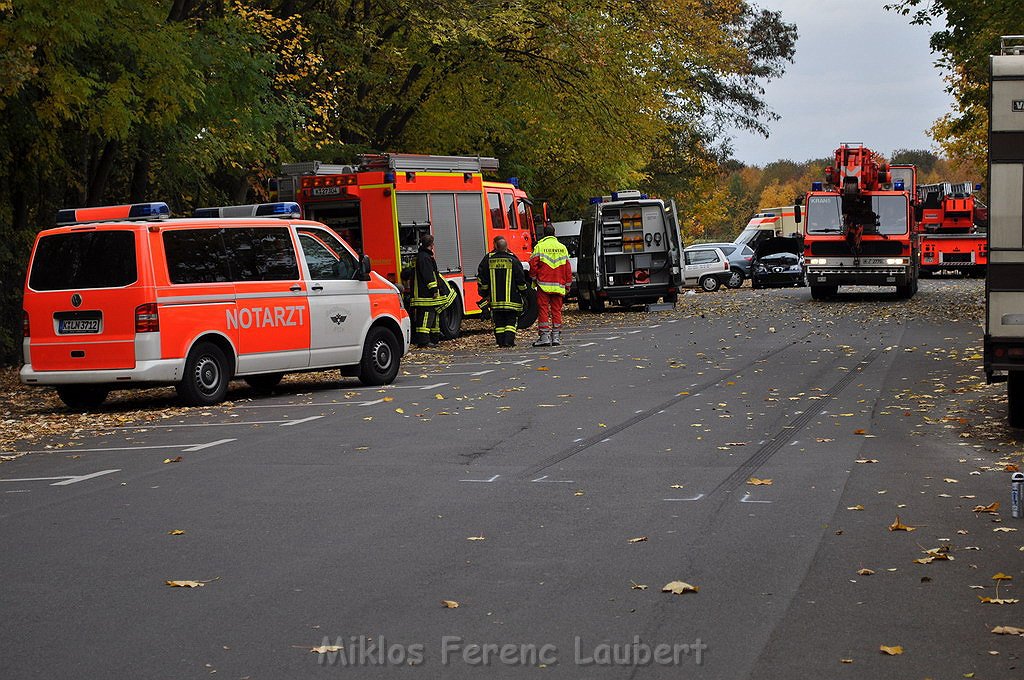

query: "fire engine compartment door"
left=429, top=194, right=461, bottom=274
left=457, top=193, right=487, bottom=280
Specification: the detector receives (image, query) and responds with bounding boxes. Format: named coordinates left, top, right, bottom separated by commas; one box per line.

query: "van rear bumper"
left=20, top=359, right=184, bottom=386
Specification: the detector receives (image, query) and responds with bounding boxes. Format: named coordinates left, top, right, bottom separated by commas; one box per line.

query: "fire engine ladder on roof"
left=359, top=153, right=499, bottom=174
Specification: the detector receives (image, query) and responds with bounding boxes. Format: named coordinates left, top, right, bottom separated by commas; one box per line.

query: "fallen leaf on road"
left=992, top=573, right=1014, bottom=581
left=840, top=658, right=853, bottom=664
left=816, top=438, right=834, bottom=443
left=628, top=536, right=648, bottom=544
left=979, top=597, right=1019, bottom=604
left=662, top=581, right=699, bottom=595
left=854, top=429, right=867, bottom=435
left=574, top=490, right=584, bottom=496
left=889, top=516, right=916, bottom=532
left=994, top=528, right=1018, bottom=532
left=168, top=529, right=185, bottom=536
left=536, top=366, right=550, bottom=372
left=992, top=626, right=1024, bottom=636
left=747, top=477, right=772, bottom=486
left=394, top=408, right=405, bottom=414
left=670, top=484, right=685, bottom=489
left=973, top=502, right=1000, bottom=514
left=435, top=394, right=445, bottom=400
left=855, top=459, right=880, bottom=464
left=943, top=478, right=959, bottom=483
left=857, top=568, right=875, bottom=576
left=879, top=645, right=903, bottom=655
left=382, top=396, right=394, bottom=402
left=466, top=536, right=486, bottom=541
left=630, top=581, right=648, bottom=591
left=847, top=505, right=865, bottom=511
left=441, top=600, right=460, bottom=608
left=165, top=580, right=204, bottom=588
left=163, top=456, right=183, bottom=464
left=311, top=645, right=343, bottom=654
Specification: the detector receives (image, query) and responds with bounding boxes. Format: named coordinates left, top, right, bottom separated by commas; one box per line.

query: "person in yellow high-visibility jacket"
left=529, top=225, right=573, bottom=346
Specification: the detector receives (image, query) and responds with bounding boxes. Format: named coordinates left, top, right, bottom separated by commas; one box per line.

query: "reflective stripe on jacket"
left=410, top=247, right=455, bottom=308
left=477, top=250, right=527, bottom=312
left=529, top=236, right=573, bottom=295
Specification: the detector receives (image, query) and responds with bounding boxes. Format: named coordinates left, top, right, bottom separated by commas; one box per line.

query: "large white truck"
left=984, top=36, right=1024, bottom=426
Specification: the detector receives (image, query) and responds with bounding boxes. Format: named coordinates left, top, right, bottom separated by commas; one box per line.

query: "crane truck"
left=800, top=143, right=919, bottom=300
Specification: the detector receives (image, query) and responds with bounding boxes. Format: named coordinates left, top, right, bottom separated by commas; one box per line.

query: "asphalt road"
left=2, top=280, right=1022, bottom=679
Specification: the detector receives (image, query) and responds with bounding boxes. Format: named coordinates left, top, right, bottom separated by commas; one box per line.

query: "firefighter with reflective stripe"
left=409, top=234, right=455, bottom=347
left=477, top=236, right=527, bottom=347
left=529, top=225, right=573, bottom=346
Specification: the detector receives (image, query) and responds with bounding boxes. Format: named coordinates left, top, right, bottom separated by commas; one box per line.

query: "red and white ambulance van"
left=21, top=202, right=410, bottom=409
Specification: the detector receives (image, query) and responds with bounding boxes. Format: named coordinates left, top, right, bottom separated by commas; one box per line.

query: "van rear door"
left=25, top=228, right=148, bottom=371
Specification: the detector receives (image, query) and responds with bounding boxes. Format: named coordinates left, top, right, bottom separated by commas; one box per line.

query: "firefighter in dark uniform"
left=409, top=234, right=455, bottom=347
left=477, top=236, right=527, bottom=347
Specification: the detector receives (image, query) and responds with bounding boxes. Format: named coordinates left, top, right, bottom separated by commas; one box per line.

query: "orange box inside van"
left=21, top=202, right=410, bottom=409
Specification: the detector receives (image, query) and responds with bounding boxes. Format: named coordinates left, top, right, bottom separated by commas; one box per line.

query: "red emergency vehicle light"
left=301, top=175, right=357, bottom=189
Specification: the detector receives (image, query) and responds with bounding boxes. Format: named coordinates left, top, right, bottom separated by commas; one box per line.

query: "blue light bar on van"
left=811, top=181, right=823, bottom=191
left=589, top=197, right=603, bottom=204
left=56, top=202, right=171, bottom=226
left=975, top=183, right=983, bottom=191
left=893, top=179, right=905, bottom=191
left=508, top=177, right=520, bottom=188
left=255, top=202, right=302, bottom=217
left=193, top=202, right=301, bottom=219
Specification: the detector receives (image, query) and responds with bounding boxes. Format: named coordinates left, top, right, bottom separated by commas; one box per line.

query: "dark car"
left=698, top=242, right=754, bottom=288
left=751, top=237, right=805, bottom=289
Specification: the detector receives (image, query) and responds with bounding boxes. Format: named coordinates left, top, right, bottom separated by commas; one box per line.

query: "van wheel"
left=56, top=385, right=109, bottom=411
left=357, top=327, right=401, bottom=386
left=518, top=287, right=538, bottom=329
left=726, top=269, right=744, bottom=288
left=244, top=373, right=284, bottom=391
left=810, top=284, right=837, bottom=300
left=439, top=286, right=463, bottom=339
left=578, top=295, right=592, bottom=312
left=700, top=276, right=720, bottom=292
left=664, top=292, right=678, bottom=304
left=176, top=341, right=230, bottom=406
left=590, top=294, right=605, bottom=313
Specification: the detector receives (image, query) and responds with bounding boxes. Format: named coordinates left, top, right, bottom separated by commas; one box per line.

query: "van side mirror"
left=357, top=254, right=372, bottom=281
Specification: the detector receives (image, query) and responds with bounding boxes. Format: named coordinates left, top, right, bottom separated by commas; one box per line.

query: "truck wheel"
left=56, top=385, right=109, bottom=411
left=578, top=295, right=592, bottom=312
left=591, top=294, right=605, bottom=313
left=1009, top=371, right=1024, bottom=428
left=896, top=281, right=917, bottom=299
left=518, top=288, right=538, bottom=329
left=439, top=286, right=463, bottom=339
left=726, top=269, right=744, bottom=289
left=699, top=276, right=720, bottom=292
left=244, top=373, right=284, bottom=391
left=176, top=341, right=231, bottom=406
left=664, top=292, right=678, bottom=304
left=357, top=326, right=401, bottom=386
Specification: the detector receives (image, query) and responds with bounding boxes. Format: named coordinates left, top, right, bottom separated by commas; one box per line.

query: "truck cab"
left=577, top=191, right=684, bottom=311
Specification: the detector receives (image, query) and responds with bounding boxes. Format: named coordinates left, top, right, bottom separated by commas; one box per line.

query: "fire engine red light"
left=301, top=177, right=313, bottom=189
left=135, top=303, right=159, bottom=333
left=995, top=348, right=1006, bottom=358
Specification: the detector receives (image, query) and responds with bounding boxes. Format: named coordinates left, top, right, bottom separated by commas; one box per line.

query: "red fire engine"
left=917, top=181, right=988, bottom=277
left=801, top=143, right=919, bottom=299
left=274, top=154, right=537, bottom=338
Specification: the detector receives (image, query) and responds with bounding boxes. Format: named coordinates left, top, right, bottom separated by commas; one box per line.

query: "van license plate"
left=59, top=319, right=100, bottom=334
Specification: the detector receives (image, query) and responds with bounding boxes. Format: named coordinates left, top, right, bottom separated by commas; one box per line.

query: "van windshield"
left=29, top=231, right=137, bottom=291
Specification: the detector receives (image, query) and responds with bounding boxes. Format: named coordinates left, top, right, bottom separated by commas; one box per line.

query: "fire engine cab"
left=917, top=181, right=988, bottom=277
left=21, top=202, right=410, bottom=409
left=274, top=154, right=537, bottom=338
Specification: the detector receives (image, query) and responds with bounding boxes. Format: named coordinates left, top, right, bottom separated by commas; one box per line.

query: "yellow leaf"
left=627, top=536, right=648, bottom=544
left=395, top=408, right=405, bottom=414
left=943, top=478, right=959, bottom=484
left=168, top=529, right=185, bottom=536
left=889, top=516, right=916, bottom=532
left=854, top=429, right=867, bottom=435
left=669, top=484, right=685, bottom=489
left=979, top=596, right=1020, bottom=604
left=994, top=527, right=1018, bottom=532
left=847, top=505, right=865, bottom=511
left=441, top=600, right=460, bottom=608
left=435, top=394, right=445, bottom=400
left=973, top=502, right=1000, bottom=513
left=661, top=580, right=699, bottom=595
left=840, top=658, right=853, bottom=664
left=311, top=645, right=343, bottom=654
left=163, top=456, right=183, bottom=464
left=574, top=490, right=584, bottom=497
left=857, top=568, right=875, bottom=575
left=598, top=423, right=607, bottom=428
left=536, top=366, right=550, bottom=371
left=747, top=477, right=773, bottom=486
left=382, top=396, right=394, bottom=402
left=466, top=536, right=486, bottom=541
left=879, top=645, right=904, bottom=655
left=165, top=580, right=204, bottom=588
left=630, top=581, right=648, bottom=590
left=992, top=572, right=1014, bottom=581
left=992, top=625, right=1024, bottom=636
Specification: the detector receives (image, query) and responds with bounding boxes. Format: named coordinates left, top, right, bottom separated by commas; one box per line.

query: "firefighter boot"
left=533, top=330, right=551, bottom=347
left=551, top=329, right=561, bottom=346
